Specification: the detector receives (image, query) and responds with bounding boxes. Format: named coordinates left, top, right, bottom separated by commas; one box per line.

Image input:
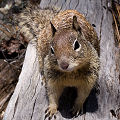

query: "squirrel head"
left=50, top=16, right=90, bottom=72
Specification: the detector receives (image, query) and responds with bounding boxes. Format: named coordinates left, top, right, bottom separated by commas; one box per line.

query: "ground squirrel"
left=8, top=1, right=99, bottom=119
left=37, top=10, right=100, bottom=119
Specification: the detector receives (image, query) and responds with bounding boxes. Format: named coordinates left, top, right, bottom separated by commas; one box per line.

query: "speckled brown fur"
left=37, top=10, right=100, bottom=119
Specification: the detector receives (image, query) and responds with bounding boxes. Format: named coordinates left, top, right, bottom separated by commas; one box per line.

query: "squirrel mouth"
left=59, top=66, right=74, bottom=72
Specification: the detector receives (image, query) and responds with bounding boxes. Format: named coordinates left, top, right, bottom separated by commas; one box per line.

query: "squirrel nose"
left=60, top=62, right=69, bottom=70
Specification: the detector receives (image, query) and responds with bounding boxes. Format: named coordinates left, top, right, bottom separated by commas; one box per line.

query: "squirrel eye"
left=51, top=46, right=54, bottom=54
left=73, top=40, right=81, bottom=51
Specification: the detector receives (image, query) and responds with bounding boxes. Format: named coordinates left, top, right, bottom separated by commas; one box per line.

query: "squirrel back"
left=13, top=2, right=58, bottom=42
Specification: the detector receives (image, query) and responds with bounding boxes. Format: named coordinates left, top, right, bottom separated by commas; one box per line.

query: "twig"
left=112, top=10, right=120, bottom=44
left=116, top=4, right=120, bottom=23
left=0, top=22, right=13, bottom=33
left=0, top=27, right=12, bottom=37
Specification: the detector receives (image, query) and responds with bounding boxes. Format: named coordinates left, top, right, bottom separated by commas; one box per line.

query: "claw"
left=48, top=116, right=52, bottom=120
left=41, top=81, right=44, bottom=85
left=75, top=111, right=80, bottom=117
left=45, top=112, right=50, bottom=120
left=54, top=115, right=56, bottom=119
left=45, top=108, right=49, bottom=113
left=44, top=105, right=57, bottom=120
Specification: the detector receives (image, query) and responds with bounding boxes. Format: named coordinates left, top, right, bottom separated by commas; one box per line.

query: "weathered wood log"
left=3, top=0, right=120, bottom=120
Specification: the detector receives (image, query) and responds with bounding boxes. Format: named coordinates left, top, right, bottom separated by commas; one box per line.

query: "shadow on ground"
left=58, top=86, right=99, bottom=119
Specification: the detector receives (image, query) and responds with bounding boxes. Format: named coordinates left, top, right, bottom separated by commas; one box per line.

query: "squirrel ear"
left=73, top=16, right=81, bottom=33
left=50, top=22, right=56, bottom=36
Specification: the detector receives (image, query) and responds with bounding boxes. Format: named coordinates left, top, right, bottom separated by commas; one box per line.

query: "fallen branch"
left=0, top=27, right=12, bottom=38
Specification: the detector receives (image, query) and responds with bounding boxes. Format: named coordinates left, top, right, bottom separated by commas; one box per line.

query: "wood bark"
left=3, top=0, right=120, bottom=120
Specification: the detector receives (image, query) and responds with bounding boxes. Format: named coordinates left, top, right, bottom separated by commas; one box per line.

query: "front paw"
left=44, top=104, right=57, bottom=120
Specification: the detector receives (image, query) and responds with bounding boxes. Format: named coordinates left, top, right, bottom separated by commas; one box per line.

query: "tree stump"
left=3, top=0, right=120, bottom=120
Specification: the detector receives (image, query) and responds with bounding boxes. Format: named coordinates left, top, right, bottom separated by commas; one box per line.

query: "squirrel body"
left=5, top=1, right=99, bottom=119
left=37, top=10, right=100, bottom=118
